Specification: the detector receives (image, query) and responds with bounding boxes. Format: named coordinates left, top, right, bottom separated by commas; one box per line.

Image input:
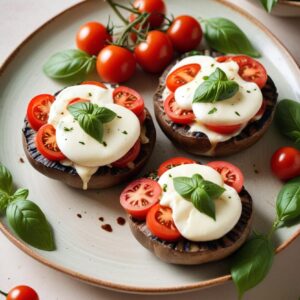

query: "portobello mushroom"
left=153, top=50, right=278, bottom=157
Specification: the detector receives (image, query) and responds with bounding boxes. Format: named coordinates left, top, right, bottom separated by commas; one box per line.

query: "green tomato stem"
left=114, top=2, right=140, bottom=14
left=0, top=290, right=8, bottom=296
left=106, top=0, right=129, bottom=24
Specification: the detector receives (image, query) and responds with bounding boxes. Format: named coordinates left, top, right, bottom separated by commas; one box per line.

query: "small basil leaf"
left=0, top=163, right=13, bottom=195
left=173, top=177, right=196, bottom=198
left=191, top=187, right=216, bottom=220
left=202, top=180, right=225, bottom=199
left=43, top=49, right=96, bottom=80
left=274, top=99, right=300, bottom=143
left=0, top=191, right=10, bottom=214
left=77, top=114, right=104, bottom=144
left=191, top=174, right=203, bottom=187
left=68, top=102, right=93, bottom=118
left=276, top=182, right=300, bottom=223
left=12, top=188, right=29, bottom=201
left=93, top=106, right=117, bottom=123
left=204, top=18, right=261, bottom=58
left=6, top=199, right=55, bottom=251
left=260, top=0, right=278, bottom=12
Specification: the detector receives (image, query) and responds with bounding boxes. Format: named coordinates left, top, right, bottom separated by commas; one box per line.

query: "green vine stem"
left=0, top=290, right=8, bottom=297
left=106, top=0, right=130, bottom=24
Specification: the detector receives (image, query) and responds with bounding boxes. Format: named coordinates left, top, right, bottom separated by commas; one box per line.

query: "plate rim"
left=279, top=0, right=300, bottom=7
left=0, top=0, right=300, bottom=294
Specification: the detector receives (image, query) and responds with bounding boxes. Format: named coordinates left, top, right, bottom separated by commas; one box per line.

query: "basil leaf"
left=276, top=182, right=300, bottom=223
left=204, top=18, right=261, bottom=58
left=288, top=176, right=300, bottom=184
left=6, top=199, right=55, bottom=251
left=0, top=163, right=13, bottom=195
left=260, top=0, right=278, bottom=12
left=274, top=99, right=300, bottom=143
left=191, top=187, right=216, bottom=220
left=231, top=235, right=274, bottom=299
left=12, top=188, right=29, bottom=201
left=193, top=68, right=239, bottom=103
left=173, top=177, right=196, bottom=198
left=93, top=106, right=117, bottom=123
left=77, top=114, right=104, bottom=144
left=0, top=191, right=10, bottom=214
left=43, top=49, right=96, bottom=80
left=202, top=180, right=225, bottom=199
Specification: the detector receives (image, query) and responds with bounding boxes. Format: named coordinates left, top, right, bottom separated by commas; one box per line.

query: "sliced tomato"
left=146, top=204, right=181, bottom=241
left=207, top=161, right=244, bottom=193
left=137, top=109, right=146, bottom=124
left=81, top=81, right=107, bottom=89
left=35, top=124, right=65, bottom=161
left=112, top=140, right=141, bottom=168
left=253, top=100, right=267, bottom=120
left=164, top=93, right=195, bottom=124
left=113, top=86, right=144, bottom=116
left=158, top=157, right=197, bottom=177
left=205, top=123, right=242, bottom=135
left=166, top=64, right=201, bottom=92
left=68, top=98, right=90, bottom=106
left=217, top=55, right=267, bottom=89
left=27, top=94, right=55, bottom=131
left=120, top=178, right=162, bottom=220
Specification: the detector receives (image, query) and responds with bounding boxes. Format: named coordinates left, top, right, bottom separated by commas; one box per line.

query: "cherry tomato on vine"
left=134, top=30, right=174, bottom=73
left=36, top=124, right=66, bottom=161
left=76, top=22, right=112, bottom=56
left=271, top=147, right=300, bottom=181
left=112, top=140, right=141, bottom=168
left=6, top=285, right=39, bottom=300
left=167, top=15, right=203, bottom=53
left=97, top=45, right=136, bottom=83
left=157, top=157, right=197, bottom=177
left=27, top=94, right=55, bottom=131
left=204, top=123, right=242, bottom=135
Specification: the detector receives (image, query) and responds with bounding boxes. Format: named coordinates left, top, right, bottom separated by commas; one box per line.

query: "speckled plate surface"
left=0, top=0, right=299, bottom=294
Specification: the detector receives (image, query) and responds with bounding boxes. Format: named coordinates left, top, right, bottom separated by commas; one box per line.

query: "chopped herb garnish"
left=203, top=76, right=209, bottom=80
left=235, top=111, right=241, bottom=116
left=88, top=92, right=92, bottom=97
left=211, top=64, right=215, bottom=67
left=122, top=130, right=128, bottom=135
left=103, top=141, right=107, bottom=147
left=117, top=115, right=122, bottom=119
left=247, top=90, right=251, bottom=93
left=79, top=141, right=85, bottom=145
left=208, top=107, right=218, bottom=114
left=64, top=127, right=73, bottom=132
left=169, top=174, right=172, bottom=178
left=163, top=184, right=168, bottom=192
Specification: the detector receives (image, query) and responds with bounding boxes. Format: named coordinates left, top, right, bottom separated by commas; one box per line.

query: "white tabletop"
left=0, top=1, right=299, bottom=299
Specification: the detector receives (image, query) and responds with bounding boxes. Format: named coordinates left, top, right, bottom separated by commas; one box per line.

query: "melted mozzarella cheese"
left=158, top=164, right=242, bottom=242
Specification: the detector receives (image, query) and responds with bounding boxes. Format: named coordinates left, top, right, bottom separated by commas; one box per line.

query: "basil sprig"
left=0, top=163, right=55, bottom=251
left=274, top=99, right=300, bottom=147
left=193, top=68, right=239, bottom=104
left=68, top=102, right=116, bottom=144
left=43, top=49, right=96, bottom=81
left=230, top=178, right=300, bottom=298
left=173, top=174, right=225, bottom=220
left=259, top=0, right=278, bottom=12
left=202, top=18, right=261, bottom=58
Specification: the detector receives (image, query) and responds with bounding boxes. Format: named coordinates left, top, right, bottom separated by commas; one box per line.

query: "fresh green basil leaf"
left=0, top=191, right=10, bottom=214
left=191, top=174, right=203, bottom=187
left=288, top=176, right=300, bottom=184
left=93, top=106, right=117, bottom=123
left=231, top=235, right=274, bottom=299
left=6, top=199, right=55, bottom=251
left=204, top=18, right=261, bottom=58
left=43, top=49, right=96, bottom=80
left=191, top=187, right=216, bottom=220
left=193, top=68, right=239, bottom=103
left=202, top=180, right=226, bottom=199
left=173, top=177, right=196, bottom=198
left=276, top=182, right=300, bottom=223
left=77, top=114, right=104, bottom=144
left=274, top=99, right=300, bottom=143
left=183, top=50, right=202, bottom=58
left=0, top=163, right=13, bottom=195
left=260, top=0, right=278, bottom=12
left=12, top=188, right=29, bottom=201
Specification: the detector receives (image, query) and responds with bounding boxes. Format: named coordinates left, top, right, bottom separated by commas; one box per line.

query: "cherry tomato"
left=132, top=0, right=166, bottom=28
left=120, top=178, right=162, bottom=220
left=35, top=124, right=65, bottom=161
left=146, top=204, right=181, bottom=241
left=97, top=45, right=136, bottom=83
left=217, top=55, right=267, bottom=89
left=166, top=64, right=201, bottom=92
left=68, top=98, right=90, bottom=106
left=112, top=140, right=141, bottom=168
left=27, top=94, right=55, bottom=131
left=167, top=15, right=202, bottom=53
left=157, top=157, right=197, bottom=177
left=6, top=285, right=39, bottom=300
left=164, top=93, right=195, bottom=124
left=137, top=109, right=146, bottom=124
left=113, top=86, right=144, bottom=116
left=205, top=123, right=242, bottom=135
left=271, top=147, right=300, bottom=181
left=134, top=30, right=174, bottom=73
left=207, top=161, right=244, bottom=193
left=76, top=22, right=111, bottom=56
left=81, top=81, right=107, bottom=89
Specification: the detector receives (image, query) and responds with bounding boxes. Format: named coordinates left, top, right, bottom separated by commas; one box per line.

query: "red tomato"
left=137, top=109, right=146, bottom=124
left=97, top=45, right=136, bottom=83
left=207, top=161, right=244, bottom=193
left=35, top=124, right=65, bottom=161
left=68, top=98, right=90, bottom=106
left=271, top=147, right=300, bottom=181
left=76, top=22, right=111, bottom=56
left=112, top=140, right=141, bottom=168
left=167, top=15, right=202, bottom=53
left=157, top=157, right=197, bottom=177
left=132, top=0, right=166, bottom=28
left=217, top=55, right=267, bottom=89
left=253, top=100, right=267, bottom=120
left=134, top=30, right=174, bottom=73
left=164, top=93, right=195, bottom=124
left=166, top=63, right=201, bottom=92
left=205, top=123, right=242, bottom=135
left=146, top=204, right=181, bottom=241
left=113, top=86, right=144, bottom=115
left=6, top=285, right=39, bottom=300
left=81, top=81, right=107, bottom=89
left=27, top=94, right=55, bottom=131
left=120, top=178, right=162, bottom=220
